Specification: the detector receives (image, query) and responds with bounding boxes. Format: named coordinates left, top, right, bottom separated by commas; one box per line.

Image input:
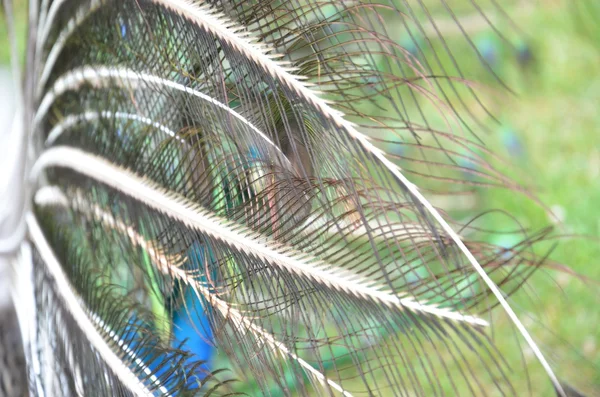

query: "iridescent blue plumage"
left=172, top=288, right=214, bottom=387
left=171, top=242, right=216, bottom=388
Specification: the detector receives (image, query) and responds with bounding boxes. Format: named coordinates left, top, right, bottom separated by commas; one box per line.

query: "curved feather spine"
left=32, top=6, right=557, bottom=377
left=36, top=0, right=51, bottom=44
left=36, top=0, right=102, bottom=94
left=31, top=146, right=488, bottom=327
left=28, top=0, right=564, bottom=392
left=36, top=0, right=63, bottom=69
left=149, top=2, right=564, bottom=391
left=10, top=242, right=45, bottom=396
left=35, top=185, right=354, bottom=397
left=38, top=0, right=68, bottom=48
left=45, top=111, right=184, bottom=146
left=26, top=213, right=165, bottom=397
left=35, top=66, right=286, bottom=162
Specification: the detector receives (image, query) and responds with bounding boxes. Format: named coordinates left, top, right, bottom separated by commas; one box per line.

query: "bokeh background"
left=0, top=0, right=598, bottom=395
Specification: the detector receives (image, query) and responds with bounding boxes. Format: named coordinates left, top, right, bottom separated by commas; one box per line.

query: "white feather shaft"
left=35, top=65, right=287, bottom=161
left=31, top=147, right=488, bottom=327
left=45, top=111, right=184, bottom=146
left=35, top=185, right=353, bottom=396
left=26, top=213, right=167, bottom=397
left=25, top=0, right=563, bottom=391
left=37, top=0, right=102, bottom=94
left=154, top=1, right=563, bottom=391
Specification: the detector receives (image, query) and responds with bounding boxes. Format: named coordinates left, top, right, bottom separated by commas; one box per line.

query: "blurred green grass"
left=0, top=2, right=27, bottom=67
left=379, top=1, right=600, bottom=394
left=328, top=2, right=600, bottom=393
left=1, top=0, right=597, bottom=395
left=376, top=1, right=600, bottom=394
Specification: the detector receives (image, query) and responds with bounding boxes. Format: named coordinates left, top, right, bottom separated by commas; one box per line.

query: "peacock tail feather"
left=0, top=0, right=598, bottom=396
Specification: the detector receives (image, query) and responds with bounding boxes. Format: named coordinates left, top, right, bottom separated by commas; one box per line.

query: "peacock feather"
left=0, top=0, right=598, bottom=396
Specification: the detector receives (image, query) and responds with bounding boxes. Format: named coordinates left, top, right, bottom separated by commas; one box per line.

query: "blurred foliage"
left=375, top=1, right=600, bottom=394
left=0, top=1, right=27, bottom=67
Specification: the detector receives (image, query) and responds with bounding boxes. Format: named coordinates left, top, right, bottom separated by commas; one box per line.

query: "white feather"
left=35, top=65, right=287, bottom=162
left=31, top=147, right=489, bottom=327
left=26, top=213, right=167, bottom=397
left=149, top=2, right=564, bottom=391
left=35, top=185, right=354, bottom=397
left=27, top=0, right=564, bottom=392
left=45, top=111, right=185, bottom=146
left=36, top=0, right=102, bottom=95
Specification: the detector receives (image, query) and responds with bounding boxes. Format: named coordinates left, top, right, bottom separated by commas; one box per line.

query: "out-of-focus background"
left=1, top=3, right=28, bottom=396
left=0, top=2, right=22, bottom=307
left=0, top=0, right=598, bottom=395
